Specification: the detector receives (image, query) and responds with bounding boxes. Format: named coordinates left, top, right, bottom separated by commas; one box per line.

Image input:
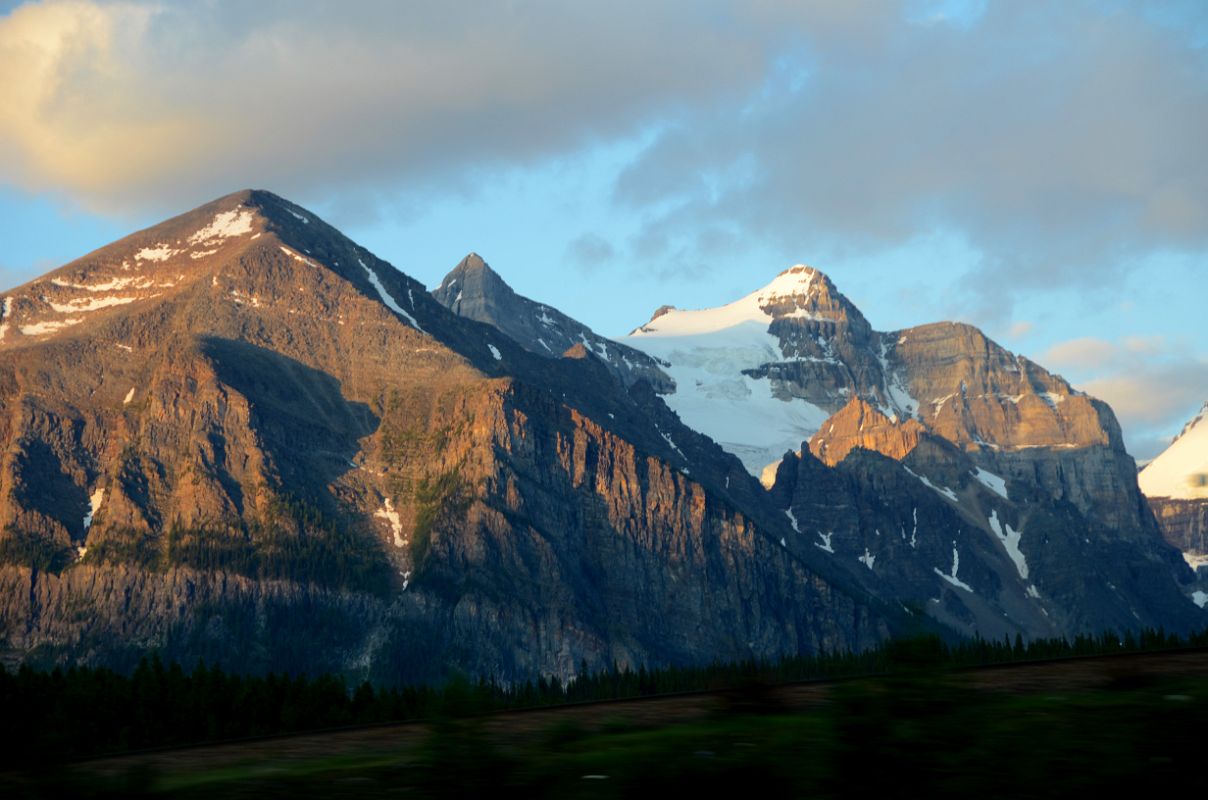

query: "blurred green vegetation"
left=7, top=668, right=1208, bottom=798
left=1, top=628, right=1206, bottom=774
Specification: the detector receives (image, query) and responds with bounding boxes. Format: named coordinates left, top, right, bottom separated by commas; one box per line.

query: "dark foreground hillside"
left=8, top=644, right=1208, bottom=798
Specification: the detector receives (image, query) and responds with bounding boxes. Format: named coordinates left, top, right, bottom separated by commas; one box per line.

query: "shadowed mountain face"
left=0, top=191, right=1200, bottom=683
left=0, top=190, right=897, bottom=682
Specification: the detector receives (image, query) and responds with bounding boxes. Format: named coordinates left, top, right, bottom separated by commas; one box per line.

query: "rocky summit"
left=0, top=191, right=1201, bottom=683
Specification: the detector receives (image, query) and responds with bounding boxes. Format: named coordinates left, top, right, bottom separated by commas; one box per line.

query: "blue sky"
left=1, top=0, right=1205, bottom=458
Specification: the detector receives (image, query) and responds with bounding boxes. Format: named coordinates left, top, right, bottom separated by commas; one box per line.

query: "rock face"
left=433, top=253, right=674, bottom=393
left=0, top=191, right=897, bottom=682
left=808, top=398, right=927, bottom=466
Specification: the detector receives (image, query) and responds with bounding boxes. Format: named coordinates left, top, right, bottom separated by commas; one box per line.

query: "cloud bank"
left=0, top=0, right=781, bottom=211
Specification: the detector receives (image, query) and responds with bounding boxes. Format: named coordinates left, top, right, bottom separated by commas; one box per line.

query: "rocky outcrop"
left=1150, top=499, right=1208, bottom=558
left=809, top=398, right=927, bottom=466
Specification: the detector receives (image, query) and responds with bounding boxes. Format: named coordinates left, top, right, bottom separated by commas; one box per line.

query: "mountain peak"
left=455, top=252, right=490, bottom=272
left=0, top=189, right=435, bottom=347
left=433, top=252, right=512, bottom=314
left=629, top=263, right=857, bottom=337
left=1140, top=401, right=1208, bottom=500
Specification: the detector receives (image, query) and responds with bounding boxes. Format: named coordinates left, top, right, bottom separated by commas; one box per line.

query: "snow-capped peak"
left=631, top=265, right=826, bottom=338
left=1139, top=401, right=1208, bottom=500
left=623, top=264, right=838, bottom=476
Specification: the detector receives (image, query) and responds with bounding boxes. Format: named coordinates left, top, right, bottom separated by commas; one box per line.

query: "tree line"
left=2, top=626, right=1206, bottom=768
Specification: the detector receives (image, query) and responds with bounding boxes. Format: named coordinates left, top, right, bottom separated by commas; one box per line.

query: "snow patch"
left=21, top=318, right=83, bottom=336
left=658, top=429, right=686, bottom=460
left=358, top=258, right=426, bottom=333
left=488, top=343, right=502, bottom=361
left=188, top=208, right=255, bottom=245
left=375, top=498, right=406, bottom=547
left=987, top=509, right=1028, bottom=580
left=1192, top=590, right=1208, bottom=609
left=1182, top=552, right=1208, bottom=571
left=902, top=466, right=959, bottom=503
left=51, top=276, right=153, bottom=292
left=286, top=208, right=310, bottom=224
left=759, top=460, right=782, bottom=489
left=972, top=468, right=1009, bottom=499
left=135, top=244, right=179, bottom=262
left=0, top=296, right=11, bottom=341
left=1040, top=391, right=1066, bottom=408
left=785, top=508, right=800, bottom=533
left=935, top=545, right=973, bottom=592
left=858, top=548, right=876, bottom=570
left=123, top=387, right=135, bottom=405
left=815, top=531, right=835, bottom=553
left=83, top=488, right=105, bottom=531
left=47, top=295, right=138, bottom=313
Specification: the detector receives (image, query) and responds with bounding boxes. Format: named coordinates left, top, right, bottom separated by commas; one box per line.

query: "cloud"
left=613, top=1, right=1208, bottom=315
left=564, top=232, right=616, bottom=273
left=1, top=1, right=1205, bottom=327
left=1006, top=320, right=1033, bottom=340
left=0, top=0, right=781, bottom=212
left=1043, top=337, right=1120, bottom=371
left=1041, top=335, right=1208, bottom=459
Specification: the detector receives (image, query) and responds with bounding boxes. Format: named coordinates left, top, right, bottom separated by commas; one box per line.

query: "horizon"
left=2, top=0, right=1205, bottom=459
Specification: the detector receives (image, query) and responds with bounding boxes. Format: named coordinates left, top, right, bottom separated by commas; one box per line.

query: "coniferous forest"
left=3, top=627, right=1206, bottom=769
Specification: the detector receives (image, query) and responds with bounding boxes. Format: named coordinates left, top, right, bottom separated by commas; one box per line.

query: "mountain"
left=1141, top=403, right=1208, bottom=502
left=0, top=191, right=901, bottom=681
left=0, top=193, right=1200, bottom=683
left=433, top=253, right=674, bottom=392
left=1141, top=403, right=1208, bottom=587
left=618, top=266, right=1203, bottom=632
left=438, top=259, right=1203, bottom=638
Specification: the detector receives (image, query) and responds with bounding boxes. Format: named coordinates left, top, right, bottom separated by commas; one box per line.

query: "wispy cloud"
left=1042, top=335, right=1208, bottom=459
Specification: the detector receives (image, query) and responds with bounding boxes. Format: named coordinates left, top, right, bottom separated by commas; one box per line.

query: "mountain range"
left=0, top=190, right=1201, bottom=683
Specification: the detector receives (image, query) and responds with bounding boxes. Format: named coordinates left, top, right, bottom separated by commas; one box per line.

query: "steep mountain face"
left=433, top=253, right=674, bottom=393
left=1142, top=403, right=1208, bottom=585
left=0, top=191, right=898, bottom=681
left=621, top=267, right=1204, bottom=633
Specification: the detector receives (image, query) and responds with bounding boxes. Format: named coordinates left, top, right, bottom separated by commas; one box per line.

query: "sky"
left=0, top=0, right=1205, bottom=459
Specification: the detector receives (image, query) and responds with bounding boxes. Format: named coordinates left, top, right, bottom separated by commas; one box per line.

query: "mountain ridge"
left=0, top=189, right=913, bottom=682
